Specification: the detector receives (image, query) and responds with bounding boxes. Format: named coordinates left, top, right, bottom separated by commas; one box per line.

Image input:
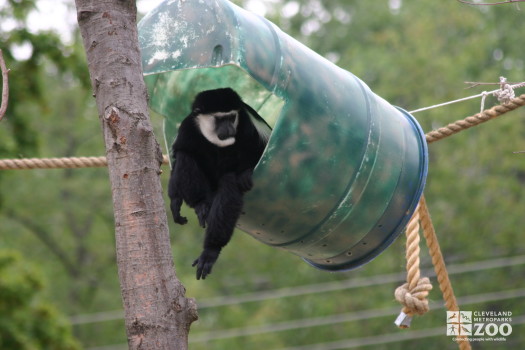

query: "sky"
left=2, top=0, right=164, bottom=59
left=2, top=0, right=277, bottom=60
left=2, top=0, right=274, bottom=40
left=27, top=0, right=164, bottom=36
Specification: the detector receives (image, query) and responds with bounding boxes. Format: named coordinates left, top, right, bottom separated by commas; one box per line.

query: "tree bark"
left=74, top=1, right=198, bottom=349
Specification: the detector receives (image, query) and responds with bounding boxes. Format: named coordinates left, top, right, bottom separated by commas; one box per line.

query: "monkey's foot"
left=192, top=248, right=220, bottom=280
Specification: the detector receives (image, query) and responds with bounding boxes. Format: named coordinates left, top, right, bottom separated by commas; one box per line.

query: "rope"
left=419, top=197, right=471, bottom=350
left=425, top=93, right=525, bottom=144
left=410, top=78, right=525, bottom=114
left=494, top=77, right=516, bottom=104
left=390, top=85, right=525, bottom=349
left=395, top=196, right=471, bottom=349
left=480, top=77, right=525, bottom=113
left=410, top=93, right=490, bottom=114
left=0, top=156, right=108, bottom=170
left=394, top=205, right=432, bottom=328
left=0, top=155, right=170, bottom=170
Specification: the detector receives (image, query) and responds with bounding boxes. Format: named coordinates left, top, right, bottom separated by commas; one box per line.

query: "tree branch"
left=464, top=81, right=522, bottom=89
left=74, top=1, right=198, bottom=348
left=0, top=49, right=10, bottom=121
left=457, top=0, right=525, bottom=5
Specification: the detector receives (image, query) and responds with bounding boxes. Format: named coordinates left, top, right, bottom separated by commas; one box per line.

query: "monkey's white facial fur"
left=196, top=111, right=239, bottom=147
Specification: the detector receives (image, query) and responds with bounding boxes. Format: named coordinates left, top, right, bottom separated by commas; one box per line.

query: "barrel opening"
left=145, top=64, right=285, bottom=168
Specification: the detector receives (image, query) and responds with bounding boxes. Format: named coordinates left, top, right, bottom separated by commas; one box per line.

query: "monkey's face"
left=195, top=110, right=239, bottom=147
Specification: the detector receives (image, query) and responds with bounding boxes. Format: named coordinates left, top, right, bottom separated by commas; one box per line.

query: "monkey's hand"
left=170, top=197, right=188, bottom=225
left=237, top=169, right=254, bottom=192
left=194, top=200, right=211, bottom=228
left=173, top=214, right=188, bottom=225
left=192, top=248, right=221, bottom=280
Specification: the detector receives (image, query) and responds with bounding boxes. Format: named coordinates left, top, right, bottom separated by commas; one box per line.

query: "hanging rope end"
left=394, top=278, right=433, bottom=321
left=394, top=311, right=413, bottom=328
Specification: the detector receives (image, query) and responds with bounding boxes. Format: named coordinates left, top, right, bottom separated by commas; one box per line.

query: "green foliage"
left=0, top=0, right=89, bottom=157
left=0, top=251, right=80, bottom=350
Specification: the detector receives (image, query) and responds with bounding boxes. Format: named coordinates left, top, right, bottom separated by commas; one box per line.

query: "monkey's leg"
left=193, top=173, right=243, bottom=279
left=169, top=151, right=212, bottom=227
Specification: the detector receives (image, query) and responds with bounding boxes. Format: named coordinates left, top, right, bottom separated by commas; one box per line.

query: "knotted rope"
left=480, top=77, right=525, bottom=112
left=392, top=88, right=517, bottom=349
left=395, top=89, right=525, bottom=348
left=494, top=77, right=516, bottom=104
left=395, top=197, right=471, bottom=349
left=410, top=76, right=525, bottom=114
left=394, top=204, right=432, bottom=328
left=394, top=277, right=432, bottom=320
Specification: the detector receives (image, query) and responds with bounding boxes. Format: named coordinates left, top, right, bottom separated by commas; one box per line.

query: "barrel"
left=138, top=0, right=428, bottom=271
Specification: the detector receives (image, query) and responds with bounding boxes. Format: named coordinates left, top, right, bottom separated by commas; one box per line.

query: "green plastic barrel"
left=138, top=0, right=428, bottom=271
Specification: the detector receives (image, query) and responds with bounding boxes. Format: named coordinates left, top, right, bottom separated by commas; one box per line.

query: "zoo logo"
left=447, top=311, right=472, bottom=336
left=446, top=311, right=512, bottom=338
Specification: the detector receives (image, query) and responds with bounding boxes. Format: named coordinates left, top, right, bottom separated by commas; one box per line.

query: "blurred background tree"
left=0, top=0, right=524, bottom=349
left=0, top=250, right=80, bottom=349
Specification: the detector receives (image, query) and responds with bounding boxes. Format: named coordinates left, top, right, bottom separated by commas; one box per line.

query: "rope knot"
left=395, top=277, right=433, bottom=316
left=494, top=76, right=515, bottom=104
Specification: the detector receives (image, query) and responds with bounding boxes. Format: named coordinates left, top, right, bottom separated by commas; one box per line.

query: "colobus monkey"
left=168, top=88, right=271, bottom=280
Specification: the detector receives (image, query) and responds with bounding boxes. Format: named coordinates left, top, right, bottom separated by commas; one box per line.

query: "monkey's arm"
left=168, top=151, right=213, bottom=227
left=237, top=169, right=254, bottom=192
left=193, top=173, right=244, bottom=279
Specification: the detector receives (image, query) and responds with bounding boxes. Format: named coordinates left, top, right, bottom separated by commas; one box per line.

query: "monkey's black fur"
left=168, top=88, right=270, bottom=280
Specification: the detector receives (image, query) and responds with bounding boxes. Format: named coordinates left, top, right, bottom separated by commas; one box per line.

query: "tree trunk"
left=74, top=1, right=198, bottom=349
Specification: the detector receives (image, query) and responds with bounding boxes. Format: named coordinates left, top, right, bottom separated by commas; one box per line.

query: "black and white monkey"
left=168, top=88, right=271, bottom=280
